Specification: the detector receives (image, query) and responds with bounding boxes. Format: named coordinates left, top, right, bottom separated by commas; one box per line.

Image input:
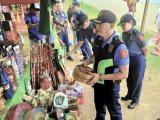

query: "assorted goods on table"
left=0, top=2, right=96, bottom=120
left=0, top=4, right=20, bottom=44
left=0, top=44, right=24, bottom=116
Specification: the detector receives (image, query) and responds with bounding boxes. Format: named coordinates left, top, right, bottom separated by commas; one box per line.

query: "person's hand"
left=45, top=35, right=50, bottom=44
left=66, top=52, right=71, bottom=58
left=87, top=73, right=100, bottom=86
left=81, top=61, right=87, bottom=66
left=60, top=41, right=65, bottom=48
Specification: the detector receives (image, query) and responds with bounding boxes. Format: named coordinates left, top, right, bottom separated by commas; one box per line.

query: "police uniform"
left=54, top=11, right=70, bottom=52
left=71, top=7, right=92, bottom=59
left=92, top=32, right=129, bottom=120
left=122, top=27, right=147, bottom=104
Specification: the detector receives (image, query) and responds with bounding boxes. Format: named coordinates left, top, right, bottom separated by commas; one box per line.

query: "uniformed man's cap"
left=117, top=14, right=136, bottom=26
left=51, top=0, right=62, bottom=5
left=76, top=14, right=88, bottom=28
left=30, top=3, right=40, bottom=11
left=72, top=1, right=80, bottom=6
left=92, top=10, right=117, bottom=24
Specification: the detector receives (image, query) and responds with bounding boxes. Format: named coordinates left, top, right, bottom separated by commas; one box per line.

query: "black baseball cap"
left=72, top=1, right=80, bottom=6
left=30, top=3, right=40, bottom=11
left=76, top=14, right=88, bottom=28
left=92, top=10, right=117, bottom=24
left=117, top=14, right=136, bottom=26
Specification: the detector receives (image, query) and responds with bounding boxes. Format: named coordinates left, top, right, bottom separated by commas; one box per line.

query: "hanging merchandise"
left=30, top=44, right=58, bottom=91
left=6, top=45, right=20, bottom=79
left=4, top=102, right=32, bottom=120
left=13, top=45, right=24, bottom=76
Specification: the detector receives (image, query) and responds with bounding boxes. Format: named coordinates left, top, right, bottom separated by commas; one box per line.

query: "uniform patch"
left=120, top=49, right=128, bottom=59
left=130, top=35, right=134, bottom=40
left=138, top=34, right=145, bottom=41
left=108, top=44, right=114, bottom=53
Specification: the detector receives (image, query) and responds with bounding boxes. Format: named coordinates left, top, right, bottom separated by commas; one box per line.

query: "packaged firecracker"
left=0, top=66, right=14, bottom=100
left=0, top=27, right=4, bottom=41
left=0, top=98, right=5, bottom=115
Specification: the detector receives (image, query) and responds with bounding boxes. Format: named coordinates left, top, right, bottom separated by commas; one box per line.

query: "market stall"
left=0, top=0, right=84, bottom=119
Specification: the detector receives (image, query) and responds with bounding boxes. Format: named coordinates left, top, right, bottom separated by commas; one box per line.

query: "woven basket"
left=72, top=65, right=94, bottom=84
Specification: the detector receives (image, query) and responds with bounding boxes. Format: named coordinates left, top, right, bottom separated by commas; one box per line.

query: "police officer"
left=118, top=14, right=148, bottom=109
left=54, top=0, right=73, bottom=61
left=70, top=1, right=92, bottom=61
left=83, top=10, right=129, bottom=120
left=67, top=14, right=97, bottom=58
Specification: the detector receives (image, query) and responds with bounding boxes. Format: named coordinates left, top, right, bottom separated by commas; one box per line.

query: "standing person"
left=71, top=1, right=92, bottom=61
left=155, top=8, right=160, bottom=35
left=67, top=14, right=97, bottom=58
left=24, top=3, right=45, bottom=47
left=67, top=1, right=77, bottom=46
left=82, top=10, right=129, bottom=120
left=118, top=14, right=148, bottom=109
left=54, top=0, right=73, bottom=61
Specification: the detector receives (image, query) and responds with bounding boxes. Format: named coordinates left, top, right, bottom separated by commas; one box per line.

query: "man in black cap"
left=118, top=14, right=148, bottom=109
left=70, top=1, right=92, bottom=61
left=82, top=10, right=129, bottom=120
left=67, top=13, right=97, bottom=58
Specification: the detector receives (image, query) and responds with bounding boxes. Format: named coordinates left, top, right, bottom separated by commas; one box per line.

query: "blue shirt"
left=122, top=27, right=147, bottom=56
left=24, top=12, right=45, bottom=40
left=55, top=11, right=68, bottom=22
left=102, top=31, right=129, bottom=73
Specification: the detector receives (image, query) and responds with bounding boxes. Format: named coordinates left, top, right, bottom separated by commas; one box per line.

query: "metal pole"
left=140, top=0, right=150, bottom=32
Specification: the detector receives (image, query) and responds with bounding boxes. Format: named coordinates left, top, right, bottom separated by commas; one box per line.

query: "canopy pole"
left=140, top=0, right=150, bottom=32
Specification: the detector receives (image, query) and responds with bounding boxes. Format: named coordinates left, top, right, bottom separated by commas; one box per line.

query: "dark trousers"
left=94, top=82, right=122, bottom=120
left=59, top=30, right=70, bottom=52
left=76, top=31, right=92, bottom=58
left=127, top=54, right=146, bottom=103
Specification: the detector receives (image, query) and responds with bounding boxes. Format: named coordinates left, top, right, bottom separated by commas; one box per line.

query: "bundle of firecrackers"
left=0, top=87, right=5, bottom=115
left=22, top=89, right=53, bottom=109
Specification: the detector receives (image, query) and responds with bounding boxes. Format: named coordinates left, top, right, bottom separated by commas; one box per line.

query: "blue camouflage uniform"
left=54, top=11, right=70, bottom=52
left=92, top=32, right=129, bottom=120
left=122, top=27, right=147, bottom=103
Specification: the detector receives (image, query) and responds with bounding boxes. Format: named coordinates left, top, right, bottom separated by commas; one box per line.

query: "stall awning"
left=0, top=0, right=40, bottom=5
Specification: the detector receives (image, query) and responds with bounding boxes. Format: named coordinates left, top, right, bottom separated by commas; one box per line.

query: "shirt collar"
left=127, top=27, right=135, bottom=34
left=101, top=31, right=119, bottom=48
left=106, top=31, right=119, bottom=44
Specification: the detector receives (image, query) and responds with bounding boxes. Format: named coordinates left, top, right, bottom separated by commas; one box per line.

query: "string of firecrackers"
left=30, top=44, right=58, bottom=90
left=0, top=87, right=5, bottom=116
